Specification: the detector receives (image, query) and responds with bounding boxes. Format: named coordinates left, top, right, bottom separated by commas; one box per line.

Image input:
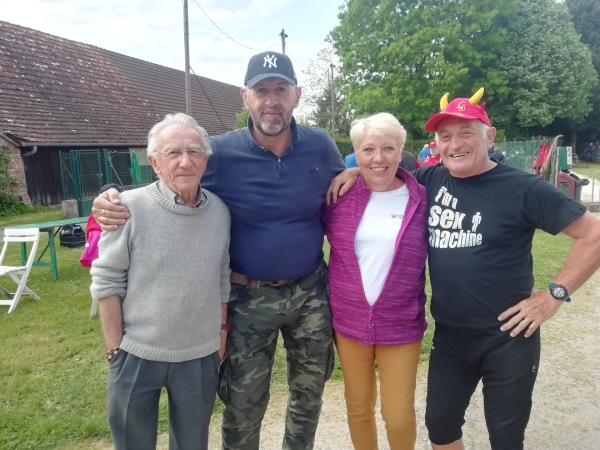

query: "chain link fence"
left=494, top=140, right=541, bottom=174
left=60, top=149, right=153, bottom=216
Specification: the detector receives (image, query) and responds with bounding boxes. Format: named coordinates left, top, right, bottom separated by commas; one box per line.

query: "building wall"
left=22, top=148, right=62, bottom=206
left=0, top=137, right=28, bottom=200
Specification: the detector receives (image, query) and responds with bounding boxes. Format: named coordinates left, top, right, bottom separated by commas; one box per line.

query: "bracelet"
left=221, top=324, right=232, bottom=333
left=105, top=346, right=120, bottom=362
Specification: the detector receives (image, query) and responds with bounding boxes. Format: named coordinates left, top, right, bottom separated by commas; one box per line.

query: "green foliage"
left=404, top=139, right=432, bottom=157
left=0, top=193, right=42, bottom=217
left=492, top=0, right=598, bottom=136
left=301, top=47, right=352, bottom=138
left=306, top=80, right=352, bottom=138
left=0, top=146, right=41, bottom=217
left=335, top=138, right=354, bottom=158
left=565, top=0, right=600, bottom=143
left=330, top=0, right=517, bottom=139
left=566, top=0, right=600, bottom=69
left=235, top=108, right=250, bottom=129
left=0, top=145, right=14, bottom=192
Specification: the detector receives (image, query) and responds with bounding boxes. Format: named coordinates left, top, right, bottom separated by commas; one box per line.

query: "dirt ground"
left=206, top=242, right=600, bottom=449
left=94, top=215, right=600, bottom=450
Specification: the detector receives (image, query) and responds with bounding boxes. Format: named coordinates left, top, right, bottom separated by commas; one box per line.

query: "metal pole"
left=184, top=0, right=192, bottom=116
left=280, top=29, right=288, bottom=54
left=330, top=63, right=335, bottom=138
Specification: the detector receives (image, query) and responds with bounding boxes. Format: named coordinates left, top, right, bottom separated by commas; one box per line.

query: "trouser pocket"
left=218, top=356, right=231, bottom=405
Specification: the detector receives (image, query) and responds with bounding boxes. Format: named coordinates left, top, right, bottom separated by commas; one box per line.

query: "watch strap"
left=548, top=283, right=571, bottom=303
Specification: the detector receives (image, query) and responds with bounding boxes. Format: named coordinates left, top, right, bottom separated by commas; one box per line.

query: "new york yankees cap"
left=244, top=51, right=297, bottom=88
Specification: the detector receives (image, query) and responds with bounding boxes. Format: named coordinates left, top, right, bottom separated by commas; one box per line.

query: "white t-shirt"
left=355, top=185, right=410, bottom=306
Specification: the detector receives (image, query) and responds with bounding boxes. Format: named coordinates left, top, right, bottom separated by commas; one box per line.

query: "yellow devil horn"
left=440, top=93, right=449, bottom=110
left=469, top=88, right=484, bottom=105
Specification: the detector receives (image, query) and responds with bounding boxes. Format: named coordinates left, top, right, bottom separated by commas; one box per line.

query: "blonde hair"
left=350, top=113, right=407, bottom=152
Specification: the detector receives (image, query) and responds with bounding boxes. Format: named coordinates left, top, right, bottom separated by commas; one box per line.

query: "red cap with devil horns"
left=424, top=88, right=490, bottom=132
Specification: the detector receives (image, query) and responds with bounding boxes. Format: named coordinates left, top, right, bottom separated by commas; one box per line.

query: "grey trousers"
left=107, top=350, right=220, bottom=450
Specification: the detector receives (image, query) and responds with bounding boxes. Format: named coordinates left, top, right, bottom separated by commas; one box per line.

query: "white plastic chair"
left=0, top=228, right=41, bottom=313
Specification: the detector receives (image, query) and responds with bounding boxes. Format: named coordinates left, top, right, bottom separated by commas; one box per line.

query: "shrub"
left=0, top=146, right=41, bottom=216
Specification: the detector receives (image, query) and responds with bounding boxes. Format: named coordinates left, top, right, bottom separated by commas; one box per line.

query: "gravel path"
left=206, top=254, right=600, bottom=449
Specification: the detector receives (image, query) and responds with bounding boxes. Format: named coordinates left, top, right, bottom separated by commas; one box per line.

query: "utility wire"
left=191, top=0, right=279, bottom=52
left=283, top=44, right=305, bottom=72
left=189, top=65, right=228, bottom=131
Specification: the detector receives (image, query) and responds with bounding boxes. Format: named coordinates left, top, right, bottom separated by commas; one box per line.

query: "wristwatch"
left=548, top=283, right=571, bottom=302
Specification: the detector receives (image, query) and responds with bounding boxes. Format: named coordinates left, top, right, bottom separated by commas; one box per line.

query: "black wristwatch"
left=548, top=283, right=571, bottom=303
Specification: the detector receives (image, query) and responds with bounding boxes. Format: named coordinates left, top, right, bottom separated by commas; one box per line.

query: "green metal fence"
left=60, top=149, right=153, bottom=216
left=495, top=140, right=541, bottom=174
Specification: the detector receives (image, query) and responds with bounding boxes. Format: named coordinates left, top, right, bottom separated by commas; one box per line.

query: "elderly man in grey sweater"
left=90, top=113, right=231, bottom=450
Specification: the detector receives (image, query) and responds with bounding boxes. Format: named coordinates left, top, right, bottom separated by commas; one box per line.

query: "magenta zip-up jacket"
left=322, top=168, right=428, bottom=346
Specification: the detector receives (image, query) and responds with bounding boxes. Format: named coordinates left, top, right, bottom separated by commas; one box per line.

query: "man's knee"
left=425, top=403, right=465, bottom=445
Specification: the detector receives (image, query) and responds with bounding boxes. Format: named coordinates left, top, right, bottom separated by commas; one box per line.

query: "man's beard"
left=250, top=109, right=292, bottom=137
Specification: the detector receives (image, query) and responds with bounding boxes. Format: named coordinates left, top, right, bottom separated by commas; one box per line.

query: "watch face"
left=552, top=286, right=567, bottom=298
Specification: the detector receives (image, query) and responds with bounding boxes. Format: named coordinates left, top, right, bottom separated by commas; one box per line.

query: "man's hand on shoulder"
left=498, top=289, right=563, bottom=338
left=326, top=168, right=360, bottom=205
left=92, top=188, right=131, bottom=231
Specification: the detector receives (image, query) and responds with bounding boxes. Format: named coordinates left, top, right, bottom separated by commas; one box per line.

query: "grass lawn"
left=0, top=210, right=577, bottom=449
left=571, top=161, right=600, bottom=178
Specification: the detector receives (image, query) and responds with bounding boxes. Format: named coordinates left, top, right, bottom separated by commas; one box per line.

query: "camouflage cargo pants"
left=219, top=261, right=334, bottom=450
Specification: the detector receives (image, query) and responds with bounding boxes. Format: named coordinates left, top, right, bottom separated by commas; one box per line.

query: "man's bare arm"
left=499, top=212, right=600, bottom=337
left=98, top=294, right=123, bottom=351
left=325, top=167, right=360, bottom=205
left=91, top=188, right=130, bottom=231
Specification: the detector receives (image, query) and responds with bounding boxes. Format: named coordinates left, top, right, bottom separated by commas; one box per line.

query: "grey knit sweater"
left=90, top=182, right=231, bottom=362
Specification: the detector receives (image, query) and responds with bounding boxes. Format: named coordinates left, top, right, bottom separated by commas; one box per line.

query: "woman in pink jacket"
left=322, top=113, right=428, bottom=450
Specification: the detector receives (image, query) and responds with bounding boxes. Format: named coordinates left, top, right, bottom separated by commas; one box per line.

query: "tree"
left=235, top=108, right=249, bottom=129
left=565, top=0, right=600, bottom=144
left=306, top=77, right=352, bottom=137
left=491, top=0, right=598, bottom=139
left=329, top=0, right=518, bottom=138
left=301, top=47, right=352, bottom=137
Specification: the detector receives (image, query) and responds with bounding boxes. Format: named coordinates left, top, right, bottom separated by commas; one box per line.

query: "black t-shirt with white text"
left=413, top=163, right=586, bottom=329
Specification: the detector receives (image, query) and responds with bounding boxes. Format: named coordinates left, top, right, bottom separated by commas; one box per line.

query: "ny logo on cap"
left=263, top=55, right=277, bottom=68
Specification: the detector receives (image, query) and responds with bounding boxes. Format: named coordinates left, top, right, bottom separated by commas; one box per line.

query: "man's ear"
left=294, top=86, right=302, bottom=107
left=240, top=87, right=248, bottom=105
left=148, top=155, right=161, bottom=177
left=487, top=127, right=497, bottom=147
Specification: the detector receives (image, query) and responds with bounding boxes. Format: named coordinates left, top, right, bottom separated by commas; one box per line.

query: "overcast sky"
left=2, top=0, right=343, bottom=90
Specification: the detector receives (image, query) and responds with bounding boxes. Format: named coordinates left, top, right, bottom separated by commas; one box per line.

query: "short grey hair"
left=147, top=113, right=212, bottom=157
left=350, top=113, right=407, bottom=152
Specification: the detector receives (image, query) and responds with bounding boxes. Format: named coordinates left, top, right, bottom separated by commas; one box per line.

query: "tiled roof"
left=0, top=20, right=242, bottom=144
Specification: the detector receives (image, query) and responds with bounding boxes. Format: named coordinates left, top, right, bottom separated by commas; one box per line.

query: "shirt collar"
left=157, top=181, right=205, bottom=207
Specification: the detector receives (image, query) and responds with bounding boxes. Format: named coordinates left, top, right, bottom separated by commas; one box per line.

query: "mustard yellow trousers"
left=334, top=331, right=422, bottom=450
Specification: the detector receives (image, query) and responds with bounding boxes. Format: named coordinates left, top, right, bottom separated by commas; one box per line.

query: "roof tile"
left=0, top=20, right=243, bottom=144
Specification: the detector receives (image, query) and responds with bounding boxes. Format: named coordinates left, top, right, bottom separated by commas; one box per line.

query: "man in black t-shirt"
left=327, top=89, right=600, bottom=449
left=414, top=89, right=600, bottom=450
